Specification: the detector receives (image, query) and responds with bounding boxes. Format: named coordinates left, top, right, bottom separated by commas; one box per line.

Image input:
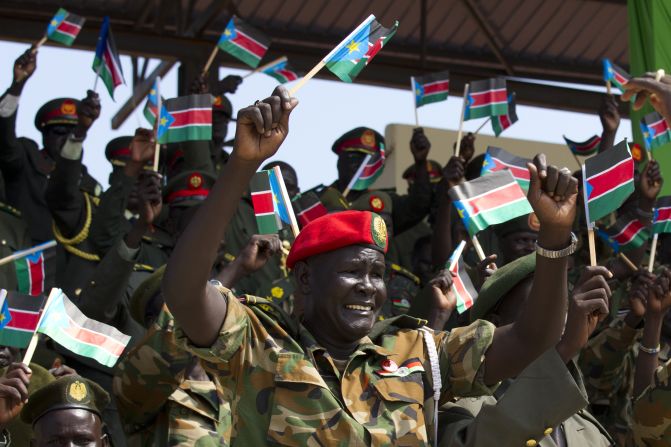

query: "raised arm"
left=483, top=155, right=579, bottom=384
left=597, top=94, right=620, bottom=153
left=163, top=86, right=297, bottom=347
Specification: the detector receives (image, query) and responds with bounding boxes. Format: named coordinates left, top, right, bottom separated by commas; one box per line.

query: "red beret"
left=286, top=210, right=388, bottom=269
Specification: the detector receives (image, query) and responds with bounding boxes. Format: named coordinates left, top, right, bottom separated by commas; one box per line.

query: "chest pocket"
left=268, top=352, right=366, bottom=447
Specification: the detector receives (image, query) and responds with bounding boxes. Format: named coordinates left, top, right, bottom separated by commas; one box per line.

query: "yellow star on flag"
left=224, top=29, right=232, bottom=36
left=0, top=314, right=5, bottom=323
left=415, top=89, right=421, bottom=96
left=457, top=208, right=465, bottom=219
left=150, top=89, right=156, bottom=95
left=160, top=117, right=168, bottom=126
left=51, top=20, right=58, bottom=26
left=346, top=40, right=360, bottom=54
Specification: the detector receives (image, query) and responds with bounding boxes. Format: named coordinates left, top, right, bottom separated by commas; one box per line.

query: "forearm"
left=163, top=154, right=259, bottom=346
left=213, top=258, right=248, bottom=289
left=633, top=313, right=663, bottom=397
left=431, top=184, right=453, bottom=268
left=599, top=130, right=616, bottom=153
left=46, top=137, right=87, bottom=236
left=88, top=172, right=135, bottom=254
left=392, top=160, right=432, bottom=234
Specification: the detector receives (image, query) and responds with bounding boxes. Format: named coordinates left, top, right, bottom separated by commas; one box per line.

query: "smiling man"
left=163, top=86, right=580, bottom=446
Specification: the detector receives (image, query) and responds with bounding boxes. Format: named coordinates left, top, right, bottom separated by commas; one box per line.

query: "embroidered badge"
left=371, top=214, right=387, bottom=249
left=67, top=381, right=89, bottom=403
left=376, top=358, right=424, bottom=377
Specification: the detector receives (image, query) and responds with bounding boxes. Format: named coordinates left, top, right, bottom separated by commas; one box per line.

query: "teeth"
left=345, top=304, right=372, bottom=311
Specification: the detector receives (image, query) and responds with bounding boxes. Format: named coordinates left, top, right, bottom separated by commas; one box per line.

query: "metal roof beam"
left=462, top=0, right=515, bottom=76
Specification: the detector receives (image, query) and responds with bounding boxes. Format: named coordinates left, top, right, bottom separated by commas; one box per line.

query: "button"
left=544, top=427, right=553, bottom=436
left=526, top=440, right=537, bottom=447
left=381, top=359, right=398, bottom=372
left=1, top=240, right=5, bottom=245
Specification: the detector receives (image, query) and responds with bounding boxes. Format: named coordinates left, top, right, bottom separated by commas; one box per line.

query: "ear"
left=293, top=261, right=312, bottom=296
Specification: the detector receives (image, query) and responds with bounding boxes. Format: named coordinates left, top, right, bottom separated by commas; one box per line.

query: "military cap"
left=332, top=127, right=385, bottom=156
left=163, top=170, right=217, bottom=207
left=350, top=191, right=392, bottom=215
left=104, top=136, right=133, bottom=167
left=287, top=210, right=388, bottom=268
left=21, top=375, right=110, bottom=425
left=470, top=253, right=536, bottom=322
left=493, top=212, right=540, bottom=238
left=402, top=160, right=444, bottom=184
left=212, top=94, right=233, bottom=117
left=34, top=98, right=80, bottom=131
left=130, top=265, right=166, bottom=325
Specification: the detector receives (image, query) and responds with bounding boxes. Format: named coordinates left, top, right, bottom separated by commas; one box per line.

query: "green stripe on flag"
left=418, top=92, right=449, bottom=107
left=13, top=259, right=30, bottom=295
left=49, top=31, right=76, bottom=46
left=467, top=102, right=508, bottom=120
left=0, top=328, right=33, bottom=349
left=588, top=181, right=635, bottom=223
left=159, top=125, right=212, bottom=144
left=255, top=213, right=280, bottom=234
left=218, top=42, right=261, bottom=67
left=464, top=198, right=532, bottom=235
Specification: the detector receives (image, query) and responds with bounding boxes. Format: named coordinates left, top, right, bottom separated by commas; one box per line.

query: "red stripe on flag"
left=578, top=138, right=601, bottom=152
left=63, top=321, right=126, bottom=357
left=57, top=20, right=82, bottom=36
left=612, top=220, right=645, bottom=245
left=650, top=119, right=670, bottom=136
left=170, top=109, right=212, bottom=127
left=490, top=158, right=530, bottom=180
left=423, top=81, right=449, bottom=95
left=656, top=207, right=671, bottom=222
left=498, top=115, right=511, bottom=129
left=6, top=310, right=40, bottom=331
left=277, top=69, right=298, bottom=81
left=232, top=31, right=267, bottom=58
left=251, top=191, right=275, bottom=214
left=102, top=48, right=123, bottom=86
left=614, top=72, right=628, bottom=85
left=470, top=88, right=507, bottom=107
left=587, top=158, right=634, bottom=201
left=360, top=157, right=384, bottom=179
left=450, top=265, right=474, bottom=309
left=297, top=202, right=328, bottom=226
left=27, top=256, right=44, bottom=296
left=467, top=182, right=526, bottom=216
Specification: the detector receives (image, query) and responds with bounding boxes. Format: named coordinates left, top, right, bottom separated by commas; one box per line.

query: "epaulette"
left=239, top=295, right=299, bottom=338
left=0, top=201, right=21, bottom=218
left=133, top=263, right=155, bottom=273
left=369, top=314, right=428, bottom=339
left=388, top=263, right=421, bottom=285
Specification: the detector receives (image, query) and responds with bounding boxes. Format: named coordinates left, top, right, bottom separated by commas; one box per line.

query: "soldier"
left=163, top=86, right=582, bottom=445
left=491, top=213, right=540, bottom=265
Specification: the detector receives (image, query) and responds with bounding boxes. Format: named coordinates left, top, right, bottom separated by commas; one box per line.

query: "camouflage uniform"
left=380, top=262, right=421, bottom=319
left=175, top=286, right=497, bottom=446
left=632, top=358, right=671, bottom=445
left=114, top=307, right=226, bottom=446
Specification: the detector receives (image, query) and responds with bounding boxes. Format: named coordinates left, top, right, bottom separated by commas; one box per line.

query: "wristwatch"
left=535, top=232, right=578, bottom=259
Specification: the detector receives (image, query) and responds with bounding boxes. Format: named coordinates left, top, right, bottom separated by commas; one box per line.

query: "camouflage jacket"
left=175, top=287, right=497, bottom=446
left=113, top=307, right=227, bottom=446
left=632, top=358, right=671, bottom=445
left=578, top=316, right=642, bottom=438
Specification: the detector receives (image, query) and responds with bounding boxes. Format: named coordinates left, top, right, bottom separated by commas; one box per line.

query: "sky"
left=0, top=40, right=634, bottom=190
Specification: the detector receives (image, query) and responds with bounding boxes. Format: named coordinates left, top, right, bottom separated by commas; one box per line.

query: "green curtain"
left=628, top=0, right=671, bottom=194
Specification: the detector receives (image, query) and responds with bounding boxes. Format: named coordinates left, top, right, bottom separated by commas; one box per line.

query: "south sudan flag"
left=597, top=215, right=649, bottom=252
left=602, top=59, right=630, bottom=93
left=292, top=191, right=328, bottom=228
left=641, top=111, right=671, bottom=151
left=14, top=251, right=45, bottom=296
left=250, top=171, right=282, bottom=234
left=413, top=70, right=450, bottom=108
left=217, top=16, right=271, bottom=68
left=491, top=93, right=518, bottom=136
left=160, top=94, right=212, bottom=144
left=92, top=16, right=125, bottom=99
left=653, top=196, right=671, bottom=234
left=0, top=292, right=46, bottom=349
left=449, top=170, right=532, bottom=237
left=464, top=78, right=508, bottom=121
left=262, top=58, right=301, bottom=84
left=46, top=8, right=85, bottom=46
left=563, top=135, right=601, bottom=156
left=480, top=146, right=530, bottom=191
left=447, top=241, right=478, bottom=314
left=583, top=140, right=634, bottom=223
left=324, top=15, right=398, bottom=83
left=349, top=148, right=386, bottom=191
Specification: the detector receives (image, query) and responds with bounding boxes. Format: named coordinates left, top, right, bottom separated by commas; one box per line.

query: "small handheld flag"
left=480, top=146, right=531, bottom=191
left=446, top=241, right=478, bottom=314
left=250, top=171, right=282, bottom=234
left=413, top=71, right=450, bottom=108
left=563, top=135, right=601, bottom=156
left=262, top=58, right=302, bottom=84
left=0, top=292, right=46, bottom=349
left=343, top=147, right=386, bottom=195
left=14, top=250, right=45, bottom=296
left=491, top=93, right=518, bottom=136
left=449, top=170, right=533, bottom=237
left=582, top=140, right=635, bottom=224
left=46, top=8, right=85, bottom=46
left=641, top=111, right=671, bottom=151
left=143, top=78, right=174, bottom=141
left=464, top=78, right=508, bottom=121
left=292, top=191, right=328, bottom=228
left=92, top=16, right=125, bottom=99
left=159, top=94, right=212, bottom=144
left=0, top=290, right=10, bottom=331
left=602, top=59, right=631, bottom=94
left=217, top=16, right=271, bottom=68
left=597, top=215, right=649, bottom=253
left=653, top=196, right=671, bottom=235
left=35, top=289, right=130, bottom=367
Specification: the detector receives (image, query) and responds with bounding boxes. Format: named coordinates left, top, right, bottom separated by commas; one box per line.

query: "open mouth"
left=344, top=304, right=373, bottom=311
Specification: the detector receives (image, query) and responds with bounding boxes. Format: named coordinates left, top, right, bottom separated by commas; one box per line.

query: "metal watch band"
left=639, top=343, right=661, bottom=355
left=535, top=232, right=578, bottom=259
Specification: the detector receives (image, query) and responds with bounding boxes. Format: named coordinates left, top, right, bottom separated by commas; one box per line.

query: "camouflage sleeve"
left=437, top=319, right=497, bottom=399
left=174, top=286, right=251, bottom=363
left=113, top=308, right=193, bottom=430
left=578, top=316, right=640, bottom=401
left=632, top=358, right=671, bottom=445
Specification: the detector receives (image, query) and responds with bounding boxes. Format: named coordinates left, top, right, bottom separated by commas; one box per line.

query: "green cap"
left=34, top=98, right=80, bottom=131
left=332, top=127, right=385, bottom=156
left=350, top=190, right=393, bottom=215
left=163, top=170, right=217, bottom=207
left=470, top=253, right=536, bottom=322
left=130, top=265, right=166, bottom=325
left=21, top=375, right=109, bottom=425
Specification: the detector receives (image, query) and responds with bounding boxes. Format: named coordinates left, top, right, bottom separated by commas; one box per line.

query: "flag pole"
left=152, top=77, right=162, bottom=172
left=618, top=252, right=638, bottom=272
left=606, top=80, right=612, bottom=96
left=244, top=56, right=288, bottom=79
left=448, top=240, right=467, bottom=270
left=649, top=233, right=659, bottom=272
left=35, top=35, right=47, bottom=49
left=455, top=83, right=470, bottom=158
left=272, top=166, right=300, bottom=237
left=342, top=154, right=372, bottom=199
left=202, top=44, right=220, bottom=76
left=0, top=240, right=56, bottom=267
left=411, top=77, right=419, bottom=127
left=289, top=61, right=325, bottom=96
left=471, top=235, right=487, bottom=261
left=473, top=117, right=491, bottom=136
left=582, top=164, right=598, bottom=266
left=22, top=288, right=60, bottom=366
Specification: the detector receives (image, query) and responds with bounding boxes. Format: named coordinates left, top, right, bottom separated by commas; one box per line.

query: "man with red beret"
left=163, top=86, right=580, bottom=445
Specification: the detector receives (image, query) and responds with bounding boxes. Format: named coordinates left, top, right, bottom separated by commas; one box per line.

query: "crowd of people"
left=1, top=42, right=671, bottom=447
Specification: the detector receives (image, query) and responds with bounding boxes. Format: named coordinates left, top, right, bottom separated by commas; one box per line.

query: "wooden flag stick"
left=455, top=83, right=470, bottom=158
left=473, top=117, right=491, bottom=136
left=35, top=35, right=48, bottom=49
left=587, top=228, right=597, bottom=266
left=22, top=288, right=60, bottom=366
left=618, top=252, right=638, bottom=272
left=606, top=80, right=612, bottom=95
left=202, top=44, right=220, bottom=76
left=0, top=240, right=56, bottom=267
left=243, top=56, right=288, bottom=79
left=342, top=153, right=372, bottom=198
left=649, top=233, right=659, bottom=272
left=448, top=240, right=467, bottom=270
left=272, top=166, right=300, bottom=237
left=289, top=61, right=325, bottom=96
left=471, top=235, right=487, bottom=261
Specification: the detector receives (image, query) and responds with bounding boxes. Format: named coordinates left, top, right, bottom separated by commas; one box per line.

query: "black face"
left=500, top=231, right=537, bottom=264
left=337, top=152, right=367, bottom=187
left=212, top=110, right=230, bottom=147
left=33, top=408, right=107, bottom=447
left=42, top=125, right=74, bottom=159
left=300, top=246, right=387, bottom=346
left=0, top=345, right=19, bottom=368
